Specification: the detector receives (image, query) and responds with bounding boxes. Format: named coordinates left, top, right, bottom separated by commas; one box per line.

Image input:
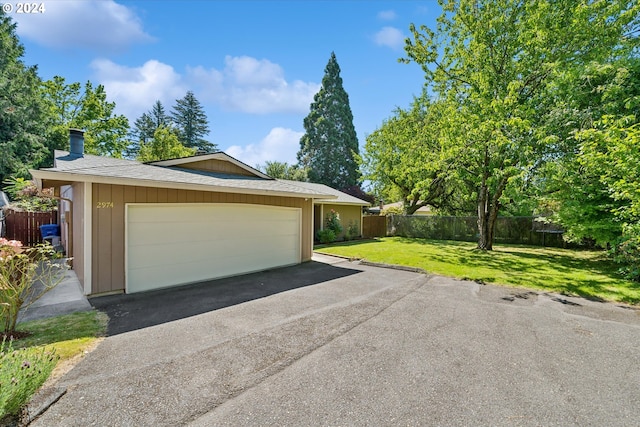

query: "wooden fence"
left=363, top=215, right=387, bottom=238
left=4, top=209, right=57, bottom=246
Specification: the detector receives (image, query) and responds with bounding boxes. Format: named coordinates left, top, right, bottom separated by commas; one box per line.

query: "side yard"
left=315, top=237, right=640, bottom=305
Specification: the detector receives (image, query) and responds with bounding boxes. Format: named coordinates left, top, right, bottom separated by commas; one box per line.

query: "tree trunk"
left=477, top=177, right=508, bottom=251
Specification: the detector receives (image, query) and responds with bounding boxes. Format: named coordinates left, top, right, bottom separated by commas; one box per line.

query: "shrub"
left=345, top=220, right=359, bottom=241
left=612, top=225, right=640, bottom=282
left=1, top=177, right=57, bottom=212
left=0, top=239, right=66, bottom=335
left=0, top=338, right=58, bottom=422
left=316, top=229, right=336, bottom=244
left=325, top=209, right=343, bottom=236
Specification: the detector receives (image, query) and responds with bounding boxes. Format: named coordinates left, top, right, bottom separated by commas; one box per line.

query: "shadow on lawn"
left=390, top=238, right=640, bottom=305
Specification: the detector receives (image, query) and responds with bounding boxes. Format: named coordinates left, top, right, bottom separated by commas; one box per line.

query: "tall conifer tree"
left=297, top=52, right=360, bottom=188
left=170, top=91, right=215, bottom=153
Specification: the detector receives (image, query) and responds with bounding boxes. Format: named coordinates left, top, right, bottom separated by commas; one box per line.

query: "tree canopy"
left=298, top=52, right=360, bottom=189
left=259, top=161, right=308, bottom=181
left=42, top=76, right=130, bottom=159
left=362, top=96, right=456, bottom=215
left=0, top=9, right=48, bottom=183
left=137, top=125, right=196, bottom=162
left=400, top=0, right=639, bottom=250
left=170, top=91, right=216, bottom=153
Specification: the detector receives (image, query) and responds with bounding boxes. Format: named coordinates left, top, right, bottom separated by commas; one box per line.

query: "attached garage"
left=126, top=203, right=301, bottom=293
left=32, top=132, right=337, bottom=296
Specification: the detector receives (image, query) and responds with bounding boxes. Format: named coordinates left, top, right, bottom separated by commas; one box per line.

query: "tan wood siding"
left=316, top=204, right=363, bottom=240
left=91, top=184, right=312, bottom=294
left=180, top=159, right=255, bottom=176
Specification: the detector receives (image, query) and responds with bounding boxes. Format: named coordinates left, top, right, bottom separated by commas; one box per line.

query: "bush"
left=612, top=225, right=640, bottom=282
left=325, top=209, right=343, bottom=236
left=1, top=178, right=57, bottom=213
left=316, top=229, right=336, bottom=244
left=0, top=338, right=58, bottom=422
left=0, top=239, right=67, bottom=335
left=345, top=220, right=359, bottom=241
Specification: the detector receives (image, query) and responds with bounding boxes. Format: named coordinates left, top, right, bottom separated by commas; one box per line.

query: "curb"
left=24, top=386, right=66, bottom=425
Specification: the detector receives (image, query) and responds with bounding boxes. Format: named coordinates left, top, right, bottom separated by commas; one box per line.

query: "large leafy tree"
left=170, top=91, right=215, bottom=153
left=259, top=161, right=308, bottom=181
left=42, top=76, right=130, bottom=159
left=403, top=0, right=640, bottom=250
left=0, top=9, right=48, bottom=183
left=137, top=125, right=196, bottom=162
left=298, top=52, right=360, bottom=189
left=541, top=59, right=640, bottom=245
left=362, top=96, right=458, bottom=215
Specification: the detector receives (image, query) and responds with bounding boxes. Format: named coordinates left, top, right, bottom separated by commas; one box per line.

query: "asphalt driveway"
left=32, top=256, right=640, bottom=426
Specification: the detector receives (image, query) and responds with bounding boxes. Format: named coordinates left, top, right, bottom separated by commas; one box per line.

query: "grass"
left=0, top=310, right=107, bottom=422
left=315, top=237, right=640, bottom=305
left=14, top=310, right=108, bottom=366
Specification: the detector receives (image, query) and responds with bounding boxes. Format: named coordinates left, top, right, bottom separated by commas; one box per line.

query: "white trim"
left=83, top=181, right=92, bottom=295
left=313, top=200, right=369, bottom=207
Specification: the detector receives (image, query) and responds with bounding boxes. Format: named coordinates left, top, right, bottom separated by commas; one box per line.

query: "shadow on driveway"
left=90, top=261, right=361, bottom=336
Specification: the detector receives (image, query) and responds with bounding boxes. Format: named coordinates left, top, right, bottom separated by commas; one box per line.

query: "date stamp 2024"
left=2, top=2, right=46, bottom=14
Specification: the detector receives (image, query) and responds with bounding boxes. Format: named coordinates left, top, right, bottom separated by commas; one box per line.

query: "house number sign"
left=96, top=202, right=114, bottom=209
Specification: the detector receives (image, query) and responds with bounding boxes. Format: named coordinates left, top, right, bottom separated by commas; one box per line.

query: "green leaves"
left=396, top=0, right=639, bottom=249
left=41, top=76, right=130, bottom=159
left=137, top=125, right=196, bottom=162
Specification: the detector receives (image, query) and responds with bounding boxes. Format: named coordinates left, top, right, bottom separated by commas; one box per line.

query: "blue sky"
left=8, top=0, right=439, bottom=168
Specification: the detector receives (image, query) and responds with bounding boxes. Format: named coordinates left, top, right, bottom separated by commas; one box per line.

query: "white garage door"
left=126, top=203, right=301, bottom=293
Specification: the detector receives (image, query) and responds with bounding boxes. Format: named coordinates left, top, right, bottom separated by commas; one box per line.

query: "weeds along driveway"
left=33, top=259, right=640, bottom=427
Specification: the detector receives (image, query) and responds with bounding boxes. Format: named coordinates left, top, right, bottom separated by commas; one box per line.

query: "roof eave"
left=30, top=169, right=329, bottom=199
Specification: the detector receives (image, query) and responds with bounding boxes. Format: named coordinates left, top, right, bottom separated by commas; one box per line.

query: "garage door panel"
left=126, top=203, right=301, bottom=293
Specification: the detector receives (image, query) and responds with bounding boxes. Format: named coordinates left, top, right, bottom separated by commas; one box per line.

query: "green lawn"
left=315, top=237, right=640, bottom=305
left=15, top=310, right=108, bottom=363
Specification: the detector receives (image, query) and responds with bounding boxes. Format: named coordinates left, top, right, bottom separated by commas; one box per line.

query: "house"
left=30, top=130, right=339, bottom=296
left=368, top=201, right=433, bottom=216
left=281, top=181, right=370, bottom=240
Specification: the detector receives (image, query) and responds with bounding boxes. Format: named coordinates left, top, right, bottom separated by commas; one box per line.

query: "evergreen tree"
left=129, top=100, right=169, bottom=158
left=297, top=52, right=360, bottom=188
left=170, top=91, right=216, bottom=153
left=150, top=100, right=169, bottom=129
left=0, top=9, right=49, bottom=183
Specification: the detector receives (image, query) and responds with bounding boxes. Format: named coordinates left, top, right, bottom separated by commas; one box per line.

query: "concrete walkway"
left=18, top=265, right=92, bottom=323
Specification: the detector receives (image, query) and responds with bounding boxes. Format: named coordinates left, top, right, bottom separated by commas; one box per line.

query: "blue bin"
left=40, top=224, right=60, bottom=238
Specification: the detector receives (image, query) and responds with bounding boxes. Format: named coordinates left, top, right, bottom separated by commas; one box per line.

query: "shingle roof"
left=280, top=180, right=370, bottom=206
left=33, top=151, right=335, bottom=199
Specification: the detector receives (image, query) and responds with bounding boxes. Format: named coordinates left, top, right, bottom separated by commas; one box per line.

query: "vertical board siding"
left=181, top=159, right=255, bottom=176
left=92, top=184, right=312, bottom=294
left=4, top=209, right=57, bottom=246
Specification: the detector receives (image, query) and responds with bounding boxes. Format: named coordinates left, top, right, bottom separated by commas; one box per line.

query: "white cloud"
left=11, top=0, right=153, bottom=52
left=225, top=128, right=303, bottom=168
left=188, top=56, right=320, bottom=114
left=91, top=59, right=187, bottom=118
left=377, top=10, right=397, bottom=21
left=374, top=26, right=405, bottom=50
left=90, top=55, right=317, bottom=120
